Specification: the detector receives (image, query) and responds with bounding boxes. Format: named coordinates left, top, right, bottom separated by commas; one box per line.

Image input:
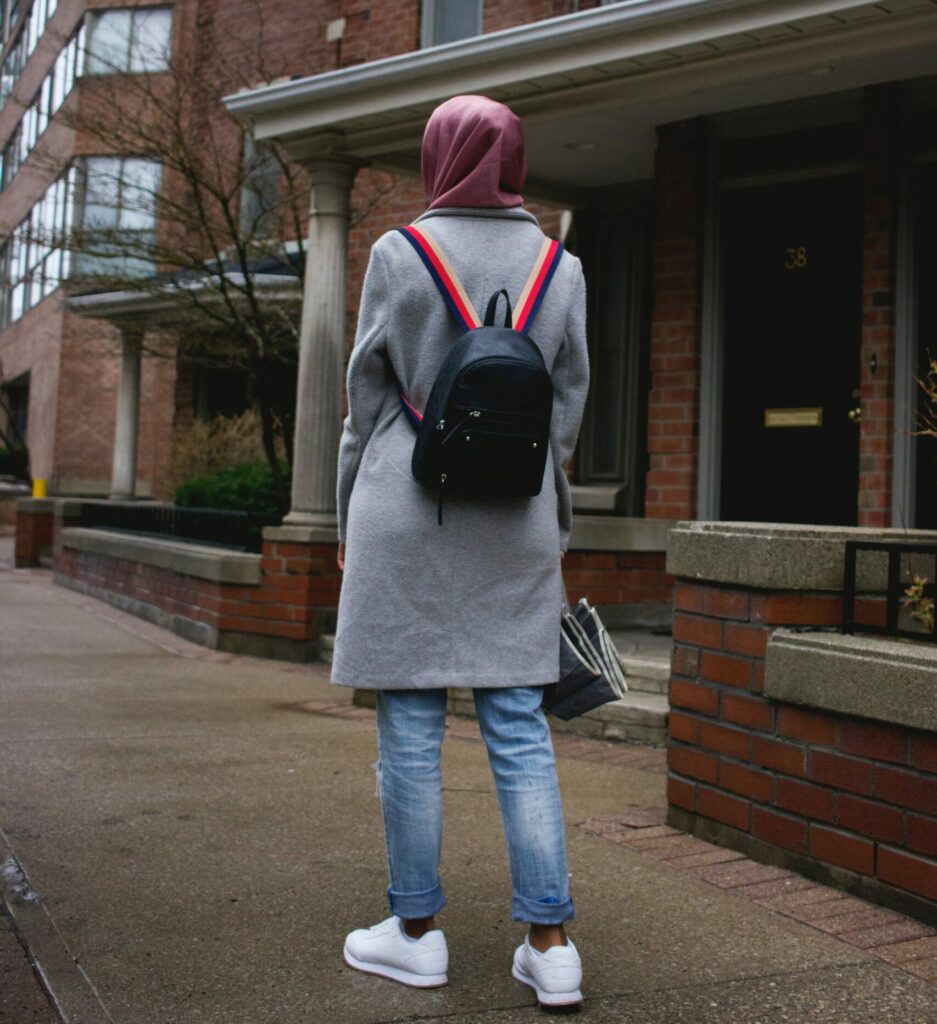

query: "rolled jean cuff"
left=387, top=881, right=447, bottom=920
left=512, top=893, right=576, bottom=924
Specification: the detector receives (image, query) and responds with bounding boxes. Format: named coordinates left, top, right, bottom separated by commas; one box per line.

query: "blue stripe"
left=520, top=242, right=564, bottom=333
left=395, top=227, right=474, bottom=331
left=398, top=385, right=422, bottom=431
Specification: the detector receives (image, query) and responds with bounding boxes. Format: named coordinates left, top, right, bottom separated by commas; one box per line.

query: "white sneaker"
left=512, top=935, right=583, bottom=1008
left=343, top=916, right=448, bottom=988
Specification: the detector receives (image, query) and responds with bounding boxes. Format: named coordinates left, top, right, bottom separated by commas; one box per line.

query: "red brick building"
left=5, top=0, right=937, bottom=627
left=227, top=0, right=937, bottom=541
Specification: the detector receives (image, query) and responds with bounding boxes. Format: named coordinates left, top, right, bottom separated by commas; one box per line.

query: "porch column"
left=284, top=160, right=357, bottom=526
left=110, top=323, right=143, bottom=500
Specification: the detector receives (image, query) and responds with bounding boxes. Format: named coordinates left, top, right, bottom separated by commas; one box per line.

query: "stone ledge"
left=60, top=528, right=263, bottom=585
left=667, top=521, right=937, bottom=591
left=765, top=630, right=937, bottom=732
left=263, top=524, right=339, bottom=545
left=14, top=497, right=55, bottom=512
left=569, top=515, right=674, bottom=552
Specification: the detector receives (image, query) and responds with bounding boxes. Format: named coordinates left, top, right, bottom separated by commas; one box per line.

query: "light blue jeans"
left=374, top=685, right=574, bottom=925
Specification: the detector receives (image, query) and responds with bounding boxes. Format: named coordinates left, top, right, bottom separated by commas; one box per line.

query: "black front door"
left=721, top=177, right=862, bottom=525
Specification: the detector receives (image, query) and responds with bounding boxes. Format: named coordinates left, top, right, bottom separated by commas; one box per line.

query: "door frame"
left=697, top=115, right=866, bottom=521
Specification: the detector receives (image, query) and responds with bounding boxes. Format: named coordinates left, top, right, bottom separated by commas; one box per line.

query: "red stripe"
left=400, top=392, right=423, bottom=421
left=406, top=226, right=478, bottom=329
left=515, top=239, right=559, bottom=331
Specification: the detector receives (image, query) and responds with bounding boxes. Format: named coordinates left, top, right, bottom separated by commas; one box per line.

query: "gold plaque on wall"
left=764, top=407, right=823, bottom=428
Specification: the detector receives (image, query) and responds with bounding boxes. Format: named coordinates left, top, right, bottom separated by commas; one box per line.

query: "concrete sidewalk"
left=1, top=545, right=935, bottom=1022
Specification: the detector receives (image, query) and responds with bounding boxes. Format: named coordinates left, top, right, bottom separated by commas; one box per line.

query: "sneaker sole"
left=512, top=963, right=583, bottom=1009
left=343, top=945, right=448, bottom=989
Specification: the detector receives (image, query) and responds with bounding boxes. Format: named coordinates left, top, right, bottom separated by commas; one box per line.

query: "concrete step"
left=448, top=687, right=669, bottom=746
left=322, top=630, right=671, bottom=748
left=609, top=629, right=672, bottom=695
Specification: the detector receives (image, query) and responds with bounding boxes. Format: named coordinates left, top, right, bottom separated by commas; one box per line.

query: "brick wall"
left=562, top=550, right=671, bottom=607
left=668, top=579, right=937, bottom=913
left=645, top=119, right=703, bottom=520
left=14, top=501, right=54, bottom=566
left=56, top=532, right=342, bottom=655
left=859, top=85, right=899, bottom=528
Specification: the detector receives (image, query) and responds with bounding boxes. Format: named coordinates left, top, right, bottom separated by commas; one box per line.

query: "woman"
left=331, top=94, right=590, bottom=1010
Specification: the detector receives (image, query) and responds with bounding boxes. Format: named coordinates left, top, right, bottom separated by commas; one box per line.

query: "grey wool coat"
left=330, top=206, right=590, bottom=690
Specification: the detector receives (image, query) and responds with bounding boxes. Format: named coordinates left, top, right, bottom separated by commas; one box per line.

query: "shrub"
left=174, top=460, right=288, bottom=517
left=166, top=409, right=277, bottom=495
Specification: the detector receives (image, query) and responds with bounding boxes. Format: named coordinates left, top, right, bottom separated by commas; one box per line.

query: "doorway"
left=915, top=163, right=937, bottom=529
left=720, top=176, right=863, bottom=525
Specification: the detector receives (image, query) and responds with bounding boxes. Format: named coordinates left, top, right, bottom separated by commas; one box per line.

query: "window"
left=2, top=1, right=22, bottom=44
left=85, top=6, right=171, bottom=75
left=0, top=0, right=59, bottom=103
left=0, top=169, right=76, bottom=328
left=1, top=372, right=29, bottom=452
left=1, top=25, right=85, bottom=192
left=420, top=0, right=482, bottom=48
left=73, top=156, right=161, bottom=277
left=239, top=136, right=280, bottom=237
left=574, top=202, right=651, bottom=516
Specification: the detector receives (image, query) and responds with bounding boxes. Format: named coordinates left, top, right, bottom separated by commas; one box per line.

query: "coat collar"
left=413, top=206, right=540, bottom=226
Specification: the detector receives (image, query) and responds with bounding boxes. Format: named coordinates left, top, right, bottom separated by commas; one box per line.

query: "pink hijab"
left=421, top=95, right=526, bottom=210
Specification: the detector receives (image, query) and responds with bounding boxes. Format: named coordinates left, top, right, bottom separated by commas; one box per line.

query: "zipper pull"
left=438, top=473, right=446, bottom=526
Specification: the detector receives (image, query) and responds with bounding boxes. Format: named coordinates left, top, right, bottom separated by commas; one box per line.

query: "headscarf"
left=421, top=95, right=526, bottom=210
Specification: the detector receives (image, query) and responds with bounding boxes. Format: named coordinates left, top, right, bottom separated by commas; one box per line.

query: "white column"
left=284, top=160, right=357, bottom=526
left=110, top=324, right=143, bottom=500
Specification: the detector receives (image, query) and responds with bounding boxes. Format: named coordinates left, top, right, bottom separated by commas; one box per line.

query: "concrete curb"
left=1, top=834, right=114, bottom=1024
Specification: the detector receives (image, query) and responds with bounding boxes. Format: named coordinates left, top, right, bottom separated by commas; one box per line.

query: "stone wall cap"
left=263, top=524, right=338, bottom=545
left=667, top=521, right=937, bottom=591
left=60, top=528, right=262, bottom=586
left=14, top=497, right=56, bottom=511
left=570, top=515, right=675, bottom=552
left=765, top=629, right=937, bottom=732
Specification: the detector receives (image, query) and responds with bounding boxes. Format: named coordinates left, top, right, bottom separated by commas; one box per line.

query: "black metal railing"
left=842, top=541, right=937, bottom=644
left=76, top=502, right=280, bottom=553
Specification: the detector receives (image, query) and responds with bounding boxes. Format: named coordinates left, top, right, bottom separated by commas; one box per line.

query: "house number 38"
left=785, top=246, right=808, bottom=270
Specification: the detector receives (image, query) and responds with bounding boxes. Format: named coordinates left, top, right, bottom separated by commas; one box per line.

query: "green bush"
left=174, top=460, right=288, bottom=517
left=0, top=446, right=28, bottom=480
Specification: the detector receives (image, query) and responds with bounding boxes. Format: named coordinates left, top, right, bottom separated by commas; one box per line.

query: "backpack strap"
left=513, top=236, right=564, bottom=333
left=396, top=226, right=481, bottom=331
left=393, top=224, right=565, bottom=430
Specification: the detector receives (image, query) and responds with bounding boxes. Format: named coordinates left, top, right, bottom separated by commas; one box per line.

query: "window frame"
left=73, top=155, right=162, bottom=278
left=420, top=0, right=482, bottom=49
left=84, top=5, right=172, bottom=76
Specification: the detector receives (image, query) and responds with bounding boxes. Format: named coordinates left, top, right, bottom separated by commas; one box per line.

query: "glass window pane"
left=86, top=10, right=132, bottom=74
left=129, top=8, right=171, bottom=72
left=118, top=159, right=159, bottom=229
left=426, top=0, right=481, bottom=46
left=83, top=156, right=121, bottom=213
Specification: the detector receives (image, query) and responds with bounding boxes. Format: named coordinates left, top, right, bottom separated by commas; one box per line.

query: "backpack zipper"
left=437, top=473, right=446, bottom=526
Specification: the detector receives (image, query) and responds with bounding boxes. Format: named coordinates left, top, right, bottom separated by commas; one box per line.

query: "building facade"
left=4, top=1, right=937, bottom=596
left=228, top=0, right=937, bottom=546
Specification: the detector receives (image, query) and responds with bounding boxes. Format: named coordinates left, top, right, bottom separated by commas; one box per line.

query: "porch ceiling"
left=225, top=0, right=937, bottom=200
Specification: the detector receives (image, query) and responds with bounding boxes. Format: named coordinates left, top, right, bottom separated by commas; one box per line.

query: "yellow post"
left=32, top=478, right=48, bottom=498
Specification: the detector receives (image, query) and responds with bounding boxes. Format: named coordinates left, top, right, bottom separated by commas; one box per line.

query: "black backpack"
left=396, top=225, right=564, bottom=524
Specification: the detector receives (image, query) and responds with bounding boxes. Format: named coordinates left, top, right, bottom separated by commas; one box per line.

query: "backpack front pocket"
left=441, top=426, right=547, bottom=497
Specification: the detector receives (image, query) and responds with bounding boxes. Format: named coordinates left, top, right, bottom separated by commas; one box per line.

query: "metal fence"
left=76, top=502, right=280, bottom=553
left=842, top=541, right=937, bottom=644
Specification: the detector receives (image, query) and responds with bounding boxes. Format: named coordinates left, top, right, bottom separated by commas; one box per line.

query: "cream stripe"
left=418, top=227, right=481, bottom=327
left=515, top=237, right=553, bottom=324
